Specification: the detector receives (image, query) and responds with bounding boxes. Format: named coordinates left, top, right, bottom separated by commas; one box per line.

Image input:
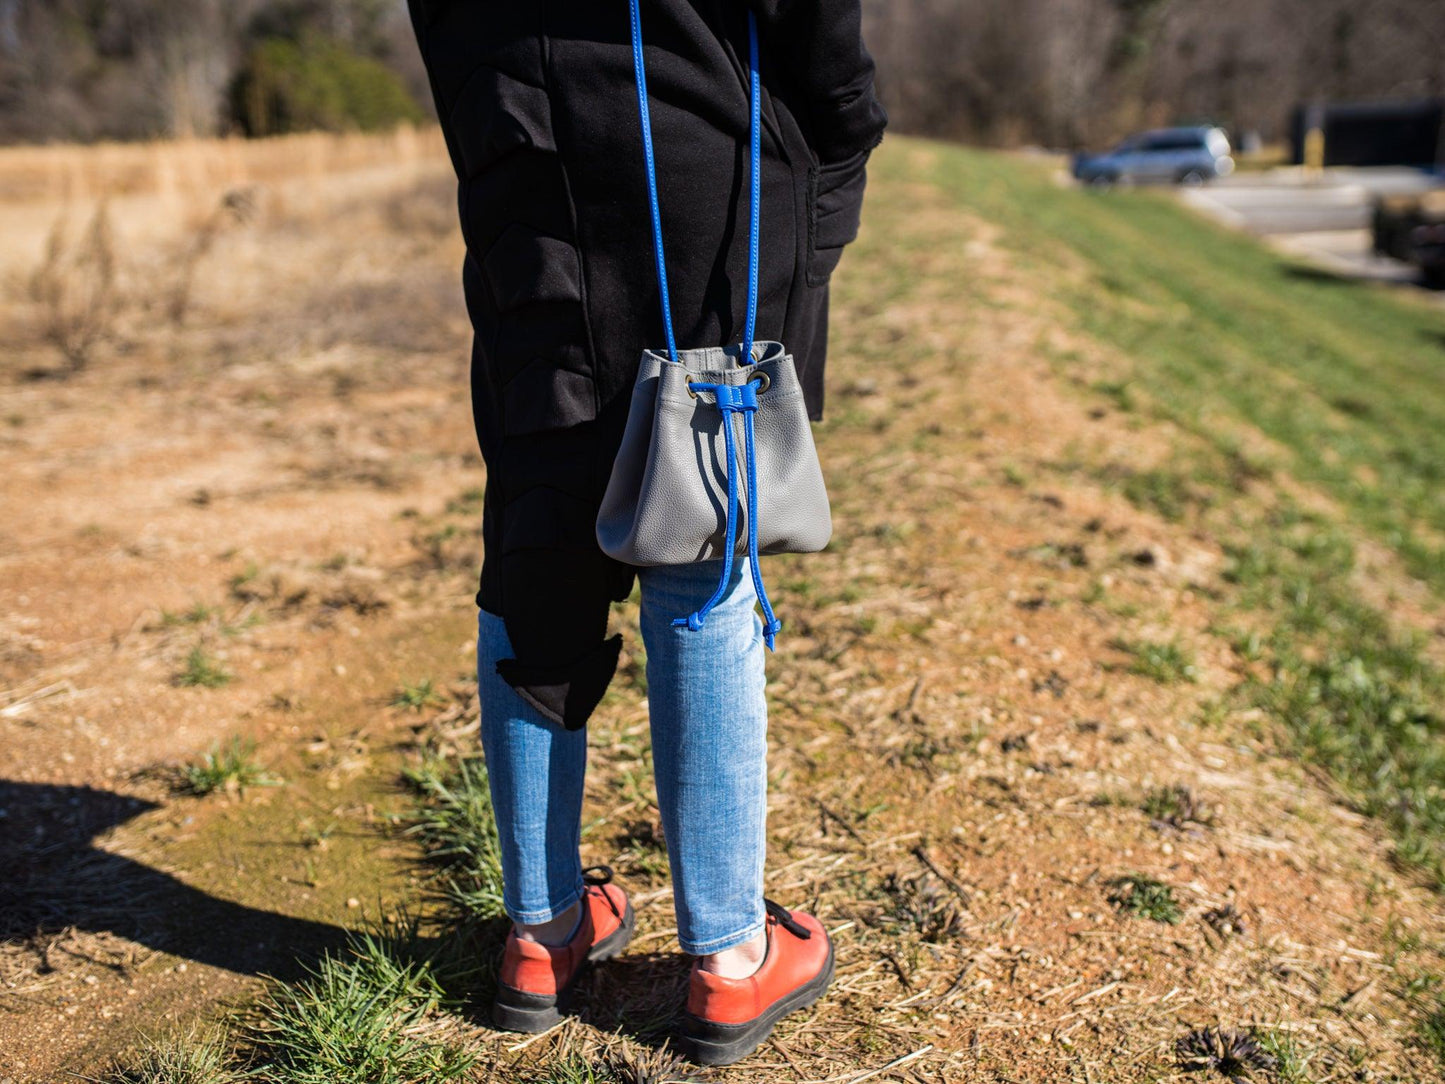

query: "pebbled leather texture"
left=597, top=341, right=832, bottom=566
left=685, top=908, right=831, bottom=1025
left=499, top=882, right=628, bottom=997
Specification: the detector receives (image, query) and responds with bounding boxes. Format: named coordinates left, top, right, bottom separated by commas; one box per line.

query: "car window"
left=1145, top=134, right=1204, bottom=153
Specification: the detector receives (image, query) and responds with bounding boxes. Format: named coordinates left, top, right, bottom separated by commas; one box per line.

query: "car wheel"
left=1088, top=173, right=1118, bottom=189
left=1176, top=169, right=1207, bottom=186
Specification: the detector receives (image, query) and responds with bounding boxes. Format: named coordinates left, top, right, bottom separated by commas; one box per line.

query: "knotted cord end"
left=761, top=616, right=781, bottom=651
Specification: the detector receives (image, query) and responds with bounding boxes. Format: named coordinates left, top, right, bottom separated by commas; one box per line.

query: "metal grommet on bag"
left=686, top=382, right=700, bottom=399
left=749, top=370, right=770, bottom=395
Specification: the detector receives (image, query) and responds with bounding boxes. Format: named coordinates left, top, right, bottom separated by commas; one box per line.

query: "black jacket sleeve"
left=748, top=0, right=888, bottom=164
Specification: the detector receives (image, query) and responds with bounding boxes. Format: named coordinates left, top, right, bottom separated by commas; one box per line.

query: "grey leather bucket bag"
left=596, top=2, right=832, bottom=648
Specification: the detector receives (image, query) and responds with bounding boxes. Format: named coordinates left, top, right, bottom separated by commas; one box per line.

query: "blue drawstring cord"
left=633, top=1, right=779, bottom=646
left=742, top=7, right=760, bottom=358
left=629, top=0, right=678, bottom=364
left=671, top=379, right=780, bottom=649
left=632, top=1, right=760, bottom=362
left=743, top=399, right=782, bottom=649
left=671, top=381, right=746, bottom=632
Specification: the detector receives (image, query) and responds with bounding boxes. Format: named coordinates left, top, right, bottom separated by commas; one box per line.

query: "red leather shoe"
left=493, top=867, right=634, bottom=1033
left=681, top=900, right=835, bottom=1065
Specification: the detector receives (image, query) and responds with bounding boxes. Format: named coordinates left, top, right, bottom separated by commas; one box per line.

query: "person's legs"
left=638, top=558, right=769, bottom=972
left=476, top=608, right=589, bottom=941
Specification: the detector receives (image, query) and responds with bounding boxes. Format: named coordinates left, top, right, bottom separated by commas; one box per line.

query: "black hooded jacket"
left=407, top=0, right=886, bottom=729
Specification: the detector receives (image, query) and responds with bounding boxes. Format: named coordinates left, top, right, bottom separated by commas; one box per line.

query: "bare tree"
left=863, top=0, right=1445, bottom=148
left=0, top=0, right=1439, bottom=147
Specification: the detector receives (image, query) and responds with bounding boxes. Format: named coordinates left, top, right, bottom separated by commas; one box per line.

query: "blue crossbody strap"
left=629, top=0, right=760, bottom=363
left=743, top=9, right=760, bottom=354
left=631, top=2, right=780, bottom=648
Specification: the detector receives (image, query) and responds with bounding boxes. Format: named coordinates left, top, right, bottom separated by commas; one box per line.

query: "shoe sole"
left=679, top=940, right=836, bottom=1066
left=491, top=900, right=636, bottom=1033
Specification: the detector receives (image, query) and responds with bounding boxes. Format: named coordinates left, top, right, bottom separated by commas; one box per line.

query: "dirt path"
left=2, top=137, right=1442, bottom=1082
left=1, top=149, right=485, bottom=1076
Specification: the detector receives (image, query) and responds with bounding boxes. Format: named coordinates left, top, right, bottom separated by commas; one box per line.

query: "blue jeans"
left=477, top=558, right=768, bottom=955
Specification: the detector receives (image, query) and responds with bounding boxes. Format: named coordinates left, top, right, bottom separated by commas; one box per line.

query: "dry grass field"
left=2, top=130, right=1444, bottom=1083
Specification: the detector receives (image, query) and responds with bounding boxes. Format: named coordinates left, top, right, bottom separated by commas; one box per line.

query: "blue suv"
left=1072, top=127, right=1235, bottom=187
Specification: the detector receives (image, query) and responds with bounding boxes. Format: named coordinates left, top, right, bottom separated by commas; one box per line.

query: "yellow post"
left=1302, top=104, right=1326, bottom=178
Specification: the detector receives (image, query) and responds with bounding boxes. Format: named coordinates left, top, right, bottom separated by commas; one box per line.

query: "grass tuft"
left=1090, top=379, right=1136, bottom=413
left=245, top=930, right=475, bottom=1084
left=111, top=1028, right=238, bottom=1084
left=402, top=755, right=507, bottom=920
left=1119, top=467, right=1208, bottom=523
left=161, top=603, right=219, bottom=627
left=391, top=678, right=443, bottom=712
left=1259, top=647, right=1445, bottom=886
left=876, top=870, right=968, bottom=943
left=1107, top=874, right=1181, bottom=924
left=1256, top=1028, right=1316, bottom=1084
left=1141, top=784, right=1217, bottom=829
left=443, top=487, right=485, bottom=516
left=1113, top=638, right=1197, bottom=684
left=613, top=818, right=670, bottom=882
left=181, top=737, right=278, bottom=796
left=175, top=644, right=232, bottom=688
left=523, top=1044, right=698, bottom=1084
left=1175, top=1027, right=1277, bottom=1079
left=1417, top=983, right=1445, bottom=1070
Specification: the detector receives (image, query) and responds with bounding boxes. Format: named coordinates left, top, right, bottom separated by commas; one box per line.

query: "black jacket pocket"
left=806, top=149, right=869, bottom=286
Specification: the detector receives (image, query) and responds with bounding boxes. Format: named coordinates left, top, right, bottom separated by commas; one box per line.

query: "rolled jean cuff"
left=504, top=883, right=583, bottom=927
left=680, top=914, right=766, bottom=957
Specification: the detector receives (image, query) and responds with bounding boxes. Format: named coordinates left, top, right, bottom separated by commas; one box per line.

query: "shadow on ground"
left=1279, top=263, right=1356, bottom=287
left=573, top=950, right=693, bottom=1045
left=1, top=780, right=351, bottom=980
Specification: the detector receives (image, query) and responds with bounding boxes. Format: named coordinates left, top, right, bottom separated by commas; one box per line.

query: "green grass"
left=1256, top=1028, right=1317, bottom=1084
left=1221, top=506, right=1445, bottom=886
left=111, top=1028, right=238, bottom=1083
left=1090, top=379, right=1137, bottom=413
left=1107, top=874, right=1181, bottom=923
left=402, top=755, right=506, bottom=920
left=443, top=486, right=485, bottom=516
left=1398, top=973, right=1445, bottom=1073
left=901, top=144, right=1445, bottom=592
left=1420, top=992, right=1445, bottom=1070
left=882, top=142, right=1445, bottom=888
left=175, top=644, right=231, bottom=688
left=524, top=1060, right=620, bottom=1084
left=111, top=919, right=487, bottom=1082
left=875, top=141, right=1445, bottom=888
left=181, top=737, right=277, bottom=796
left=244, top=930, right=475, bottom=1084
left=229, top=562, right=261, bottom=596
left=524, top=1057, right=637, bottom=1084
left=1117, top=467, right=1201, bottom=523
left=390, top=678, right=443, bottom=712
left=1112, top=638, right=1198, bottom=684
left=522, top=1046, right=696, bottom=1084
left=161, top=602, right=219, bottom=626
left=612, top=819, right=670, bottom=882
